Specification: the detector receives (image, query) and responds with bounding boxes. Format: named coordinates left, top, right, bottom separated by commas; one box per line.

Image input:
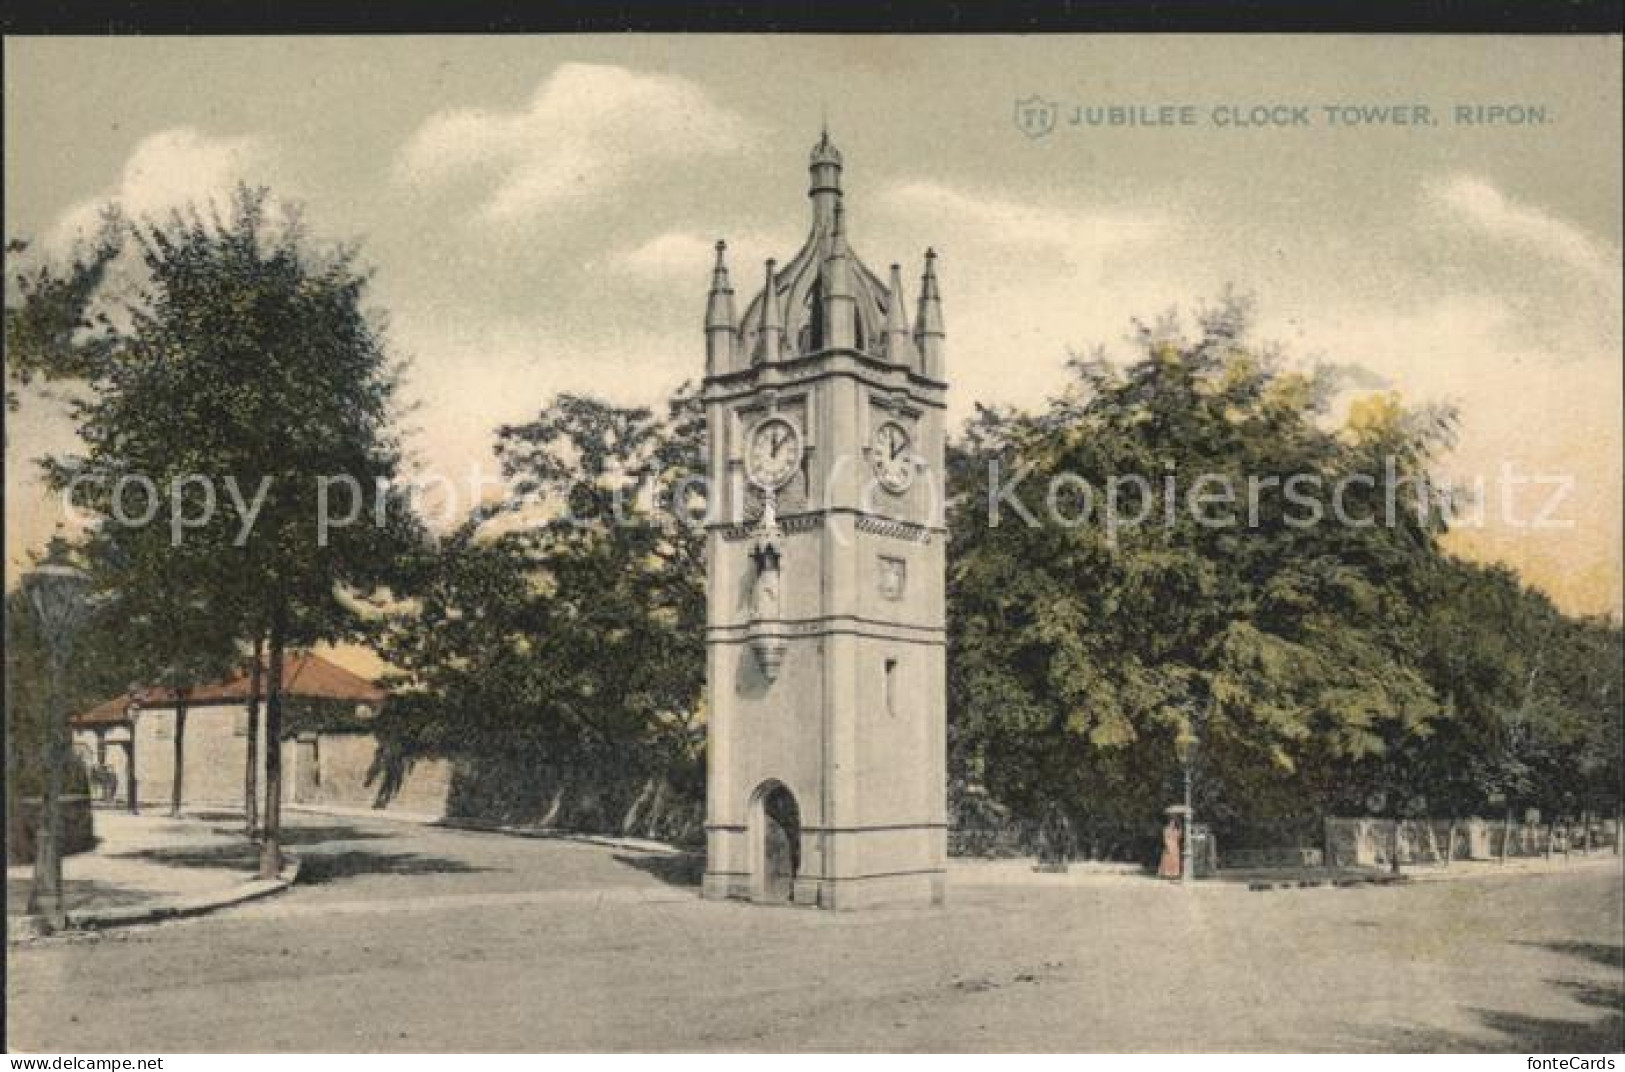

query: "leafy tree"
left=47, top=187, right=421, bottom=875
left=948, top=296, right=1457, bottom=850
left=1549, top=615, right=1623, bottom=820
left=1415, top=558, right=1622, bottom=831
left=4, top=219, right=123, bottom=419
left=375, top=390, right=705, bottom=832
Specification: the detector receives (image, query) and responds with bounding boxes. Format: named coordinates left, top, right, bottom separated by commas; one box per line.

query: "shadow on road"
left=1346, top=941, right=1624, bottom=1052
left=118, top=841, right=496, bottom=886
left=6, top=876, right=159, bottom=915
left=1525, top=940, right=1624, bottom=972
left=295, top=849, right=493, bottom=886
left=110, top=822, right=396, bottom=871
left=612, top=851, right=704, bottom=888
left=189, top=814, right=398, bottom=847
left=250, top=824, right=396, bottom=847
left=110, top=843, right=261, bottom=871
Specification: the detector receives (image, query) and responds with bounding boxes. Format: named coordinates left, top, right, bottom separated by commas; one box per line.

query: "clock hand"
left=890, top=436, right=905, bottom=461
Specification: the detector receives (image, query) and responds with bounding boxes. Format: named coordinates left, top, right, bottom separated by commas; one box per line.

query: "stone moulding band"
left=702, top=869, right=945, bottom=884
left=812, top=868, right=947, bottom=884
left=713, top=513, right=826, bottom=539
left=854, top=515, right=934, bottom=542
left=801, top=822, right=948, bottom=834
left=702, top=354, right=949, bottom=406
left=712, top=629, right=944, bottom=648
left=706, top=616, right=946, bottom=645
left=707, top=612, right=943, bottom=633
left=705, top=822, right=947, bottom=834
left=711, top=509, right=941, bottom=543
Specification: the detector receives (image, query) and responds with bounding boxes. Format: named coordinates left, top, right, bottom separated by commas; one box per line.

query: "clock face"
left=870, top=420, right=915, bottom=492
left=745, top=416, right=802, bottom=490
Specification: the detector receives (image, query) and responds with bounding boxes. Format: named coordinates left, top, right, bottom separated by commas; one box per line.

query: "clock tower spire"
left=700, top=130, right=948, bottom=910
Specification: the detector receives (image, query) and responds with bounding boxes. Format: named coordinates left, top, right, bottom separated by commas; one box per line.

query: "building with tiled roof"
left=70, top=652, right=450, bottom=818
left=74, top=652, right=386, bottom=730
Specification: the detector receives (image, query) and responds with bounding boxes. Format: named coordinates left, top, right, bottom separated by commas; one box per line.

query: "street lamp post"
left=1175, top=717, right=1199, bottom=884
left=21, top=543, right=91, bottom=932
left=125, top=694, right=143, bottom=814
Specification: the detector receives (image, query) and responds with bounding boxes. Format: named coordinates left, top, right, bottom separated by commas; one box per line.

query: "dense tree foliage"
left=38, top=188, right=422, bottom=872
left=946, top=297, right=1618, bottom=847
left=1413, top=561, right=1622, bottom=825
left=372, top=391, right=706, bottom=826
left=4, top=220, right=122, bottom=419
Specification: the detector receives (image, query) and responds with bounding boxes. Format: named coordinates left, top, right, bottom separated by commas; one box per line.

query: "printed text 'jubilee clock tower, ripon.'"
left=701, top=131, right=947, bottom=910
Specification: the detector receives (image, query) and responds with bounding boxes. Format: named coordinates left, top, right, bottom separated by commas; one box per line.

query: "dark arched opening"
left=752, top=780, right=801, bottom=902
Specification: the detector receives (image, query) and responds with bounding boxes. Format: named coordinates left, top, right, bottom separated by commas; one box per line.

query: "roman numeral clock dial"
left=869, top=420, right=916, bottom=493
left=745, top=415, right=802, bottom=490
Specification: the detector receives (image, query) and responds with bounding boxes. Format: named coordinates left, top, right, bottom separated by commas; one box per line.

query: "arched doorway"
left=750, top=781, right=801, bottom=903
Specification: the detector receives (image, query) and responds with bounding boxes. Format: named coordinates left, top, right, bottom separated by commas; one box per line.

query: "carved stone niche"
left=878, top=555, right=907, bottom=600
left=747, top=500, right=787, bottom=683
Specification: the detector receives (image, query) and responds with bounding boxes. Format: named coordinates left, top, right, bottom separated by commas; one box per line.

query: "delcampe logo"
left=1014, top=94, right=1058, bottom=139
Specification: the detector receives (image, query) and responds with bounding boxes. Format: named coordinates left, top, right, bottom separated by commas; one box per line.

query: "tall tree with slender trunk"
left=46, top=187, right=421, bottom=878
left=243, top=635, right=263, bottom=837
left=262, top=611, right=287, bottom=876
left=169, top=696, right=188, bottom=817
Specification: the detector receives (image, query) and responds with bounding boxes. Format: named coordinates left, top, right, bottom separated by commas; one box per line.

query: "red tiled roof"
left=72, top=651, right=385, bottom=727
left=76, top=694, right=139, bottom=727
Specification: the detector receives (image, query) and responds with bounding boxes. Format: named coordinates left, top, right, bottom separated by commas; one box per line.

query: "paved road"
left=9, top=811, right=1622, bottom=1052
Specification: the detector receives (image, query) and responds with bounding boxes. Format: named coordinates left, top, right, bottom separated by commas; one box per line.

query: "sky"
left=5, top=35, right=1622, bottom=622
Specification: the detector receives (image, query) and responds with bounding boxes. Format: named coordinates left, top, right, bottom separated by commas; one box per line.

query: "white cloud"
left=1428, top=174, right=1619, bottom=285
left=396, top=63, right=752, bottom=223
left=49, top=127, right=272, bottom=250
left=878, top=180, right=1171, bottom=267
left=391, top=312, right=691, bottom=473
left=619, top=231, right=722, bottom=281
left=613, top=227, right=798, bottom=284
left=860, top=178, right=1196, bottom=418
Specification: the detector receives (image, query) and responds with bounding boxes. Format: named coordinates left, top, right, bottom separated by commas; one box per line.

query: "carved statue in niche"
left=748, top=493, right=787, bottom=681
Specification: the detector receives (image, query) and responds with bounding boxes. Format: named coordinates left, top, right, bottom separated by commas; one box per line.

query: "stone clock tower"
left=700, top=131, right=947, bottom=910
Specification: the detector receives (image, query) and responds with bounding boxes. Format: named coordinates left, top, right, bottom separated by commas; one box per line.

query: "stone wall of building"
left=75, top=707, right=454, bottom=819
left=439, top=750, right=704, bottom=845
left=284, top=731, right=453, bottom=816
left=81, top=704, right=254, bottom=810
left=75, top=710, right=701, bottom=842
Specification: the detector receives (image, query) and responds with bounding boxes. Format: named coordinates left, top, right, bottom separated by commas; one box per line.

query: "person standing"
left=1159, top=814, right=1183, bottom=879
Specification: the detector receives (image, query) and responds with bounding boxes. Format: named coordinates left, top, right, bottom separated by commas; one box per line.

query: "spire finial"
left=810, top=126, right=843, bottom=168
left=809, top=124, right=843, bottom=222
left=705, top=240, right=737, bottom=372
left=757, top=257, right=785, bottom=363
left=915, top=248, right=945, bottom=378
left=884, top=261, right=915, bottom=366
left=708, top=239, right=733, bottom=294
